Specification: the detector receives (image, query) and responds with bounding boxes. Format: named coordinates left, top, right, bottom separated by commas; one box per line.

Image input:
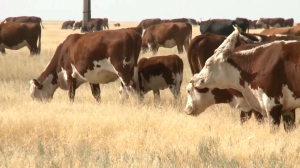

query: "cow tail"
left=40, top=19, right=44, bottom=29
left=38, top=28, right=41, bottom=54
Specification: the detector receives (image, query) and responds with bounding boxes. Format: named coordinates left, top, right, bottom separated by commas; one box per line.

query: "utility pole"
left=82, top=0, right=91, bottom=33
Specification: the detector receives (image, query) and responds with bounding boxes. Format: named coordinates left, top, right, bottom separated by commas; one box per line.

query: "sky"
left=1, top=0, right=299, bottom=23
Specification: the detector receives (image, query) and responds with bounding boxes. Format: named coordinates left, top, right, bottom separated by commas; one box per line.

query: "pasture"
left=0, top=21, right=300, bottom=167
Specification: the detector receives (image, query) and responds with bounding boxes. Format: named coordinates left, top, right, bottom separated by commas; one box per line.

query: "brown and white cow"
left=73, top=21, right=82, bottom=30
left=29, top=27, right=142, bottom=101
left=2, top=16, right=44, bottom=29
left=256, top=18, right=285, bottom=29
left=82, top=18, right=103, bottom=32
left=141, top=22, right=192, bottom=55
left=260, top=26, right=300, bottom=36
left=119, top=55, right=183, bottom=99
left=190, top=28, right=300, bottom=132
left=285, top=18, right=294, bottom=27
left=137, top=18, right=161, bottom=29
left=0, top=22, right=41, bottom=55
left=61, top=20, right=75, bottom=29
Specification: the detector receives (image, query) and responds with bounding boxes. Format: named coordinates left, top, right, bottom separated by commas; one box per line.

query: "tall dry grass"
left=0, top=21, right=299, bottom=168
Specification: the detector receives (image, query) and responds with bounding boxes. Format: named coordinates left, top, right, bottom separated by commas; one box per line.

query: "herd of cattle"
left=1, top=16, right=300, bottom=132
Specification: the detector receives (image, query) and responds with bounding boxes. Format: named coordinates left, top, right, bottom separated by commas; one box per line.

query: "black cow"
left=199, top=19, right=249, bottom=36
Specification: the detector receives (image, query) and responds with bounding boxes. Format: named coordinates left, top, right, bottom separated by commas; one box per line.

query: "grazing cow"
left=2, top=16, right=44, bottom=29
left=190, top=28, right=300, bottom=132
left=285, top=18, right=294, bottom=27
left=119, top=55, right=183, bottom=99
left=141, top=22, right=192, bottom=54
left=260, top=26, right=300, bottom=36
left=0, top=22, right=41, bottom=55
left=256, top=18, right=285, bottom=29
left=137, top=18, right=161, bottom=29
left=84, top=18, right=103, bottom=32
left=61, top=20, right=75, bottom=29
left=186, top=32, right=300, bottom=123
left=29, top=27, right=142, bottom=101
left=102, top=18, right=109, bottom=29
left=73, top=21, right=82, bottom=30
left=114, top=23, right=121, bottom=27
left=199, top=19, right=248, bottom=36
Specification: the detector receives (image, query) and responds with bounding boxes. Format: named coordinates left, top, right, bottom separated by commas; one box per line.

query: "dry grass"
left=0, top=21, right=299, bottom=168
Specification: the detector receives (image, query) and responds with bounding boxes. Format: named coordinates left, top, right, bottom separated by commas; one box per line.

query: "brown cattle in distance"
left=119, top=55, right=183, bottom=99
left=284, top=18, right=294, bottom=27
left=102, top=18, right=109, bottom=29
left=137, top=18, right=161, bottom=29
left=141, top=22, right=192, bottom=55
left=30, top=27, right=142, bottom=102
left=61, top=20, right=75, bottom=29
left=114, top=23, right=120, bottom=27
left=256, top=18, right=285, bottom=29
left=170, top=18, right=198, bottom=25
left=260, top=26, right=300, bottom=36
left=0, top=22, right=41, bottom=55
left=84, top=18, right=103, bottom=32
left=2, top=16, right=44, bottom=29
left=73, top=21, right=82, bottom=30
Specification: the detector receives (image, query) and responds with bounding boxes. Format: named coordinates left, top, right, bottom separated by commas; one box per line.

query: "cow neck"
left=37, top=45, right=61, bottom=84
left=226, top=42, right=280, bottom=87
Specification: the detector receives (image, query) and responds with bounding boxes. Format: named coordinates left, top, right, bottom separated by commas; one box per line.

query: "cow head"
left=190, top=27, right=241, bottom=91
left=29, top=78, right=57, bottom=101
left=185, top=83, right=216, bottom=116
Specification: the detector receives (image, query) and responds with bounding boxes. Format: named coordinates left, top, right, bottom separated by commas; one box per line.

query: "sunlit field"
left=0, top=21, right=300, bottom=168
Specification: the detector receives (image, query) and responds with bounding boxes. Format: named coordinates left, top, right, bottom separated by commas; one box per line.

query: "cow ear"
left=222, top=49, right=232, bottom=59
left=30, top=79, right=43, bottom=89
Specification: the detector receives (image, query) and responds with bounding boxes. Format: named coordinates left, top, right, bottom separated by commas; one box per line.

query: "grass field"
left=0, top=21, right=300, bottom=168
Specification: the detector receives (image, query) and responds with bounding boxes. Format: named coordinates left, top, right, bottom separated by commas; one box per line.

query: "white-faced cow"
left=141, top=22, right=192, bottom=55
left=0, top=22, right=41, bottom=55
left=119, top=55, right=183, bottom=100
left=30, top=27, right=142, bottom=102
left=2, top=16, right=44, bottom=29
left=190, top=28, right=300, bottom=132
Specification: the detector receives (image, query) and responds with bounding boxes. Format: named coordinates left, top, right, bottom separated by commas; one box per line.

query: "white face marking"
left=0, top=40, right=28, bottom=50
left=29, top=75, right=59, bottom=100
left=123, top=55, right=134, bottom=68
left=185, top=83, right=216, bottom=115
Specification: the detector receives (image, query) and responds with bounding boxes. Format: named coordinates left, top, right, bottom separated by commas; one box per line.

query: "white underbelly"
left=0, top=40, right=28, bottom=50
left=144, top=74, right=169, bottom=91
left=156, top=39, right=176, bottom=48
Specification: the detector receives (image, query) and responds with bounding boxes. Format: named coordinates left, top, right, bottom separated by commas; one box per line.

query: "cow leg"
left=253, top=110, right=265, bottom=123
left=282, top=109, right=296, bottom=132
left=240, top=110, right=252, bottom=124
left=176, top=44, right=183, bottom=54
left=183, top=39, right=189, bottom=53
left=0, top=48, right=6, bottom=55
left=153, top=90, right=160, bottom=100
left=68, top=76, right=76, bottom=102
left=29, top=42, right=38, bottom=56
left=89, top=83, right=101, bottom=102
left=267, top=104, right=282, bottom=132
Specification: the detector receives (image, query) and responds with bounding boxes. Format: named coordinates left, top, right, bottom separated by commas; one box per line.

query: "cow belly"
left=0, top=40, right=28, bottom=50
left=280, top=85, right=300, bottom=111
left=156, top=39, right=176, bottom=48
left=144, top=74, right=169, bottom=91
left=82, top=59, right=119, bottom=84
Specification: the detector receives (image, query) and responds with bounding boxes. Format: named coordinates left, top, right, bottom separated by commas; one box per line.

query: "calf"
left=141, top=22, right=192, bottom=55
left=119, top=55, right=183, bottom=99
left=0, top=22, right=41, bottom=55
